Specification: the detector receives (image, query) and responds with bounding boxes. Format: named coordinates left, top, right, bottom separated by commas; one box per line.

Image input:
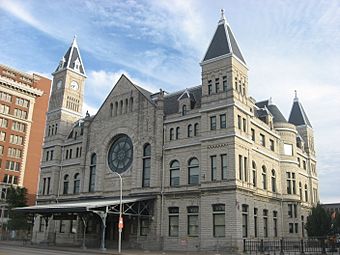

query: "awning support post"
left=95, top=209, right=108, bottom=251
left=79, top=214, right=88, bottom=250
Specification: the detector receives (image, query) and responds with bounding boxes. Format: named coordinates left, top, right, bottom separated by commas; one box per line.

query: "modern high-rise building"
left=21, top=12, right=319, bottom=252
left=0, top=65, right=51, bottom=205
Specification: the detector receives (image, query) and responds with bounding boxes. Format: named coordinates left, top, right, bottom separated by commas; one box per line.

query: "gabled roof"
left=178, top=88, right=193, bottom=101
left=202, top=10, right=246, bottom=65
left=53, top=36, right=86, bottom=76
left=164, top=85, right=202, bottom=115
left=288, top=92, right=312, bottom=127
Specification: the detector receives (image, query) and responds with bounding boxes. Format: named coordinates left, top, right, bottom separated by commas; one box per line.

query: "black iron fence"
left=244, top=237, right=340, bottom=254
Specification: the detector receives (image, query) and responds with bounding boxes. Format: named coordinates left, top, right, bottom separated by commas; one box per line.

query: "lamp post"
left=111, top=171, right=123, bottom=254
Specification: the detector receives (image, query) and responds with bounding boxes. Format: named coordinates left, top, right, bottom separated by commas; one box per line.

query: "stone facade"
left=33, top=14, right=319, bottom=252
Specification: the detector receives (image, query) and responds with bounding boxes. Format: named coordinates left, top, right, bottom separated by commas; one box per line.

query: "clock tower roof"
left=53, top=36, right=86, bottom=77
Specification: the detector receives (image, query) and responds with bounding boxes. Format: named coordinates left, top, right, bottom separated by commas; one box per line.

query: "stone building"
left=0, top=64, right=51, bottom=237
left=21, top=12, right=319, bottom=252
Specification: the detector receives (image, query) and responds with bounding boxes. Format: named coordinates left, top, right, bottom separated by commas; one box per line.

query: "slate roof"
left=203, top=14, right=246, bottom=64
left=164, top=86, right=202, bottom=115
left=267, top=105, right=288, bottom=123
left=54, top=36, right=86, bottom=76
left=288, top=99, right=312, bottom=127
left=255, top=100, right=287, bottom=123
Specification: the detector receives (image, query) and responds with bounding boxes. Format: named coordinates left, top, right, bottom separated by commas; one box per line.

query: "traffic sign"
left=118, top=216, right=123, bottom=229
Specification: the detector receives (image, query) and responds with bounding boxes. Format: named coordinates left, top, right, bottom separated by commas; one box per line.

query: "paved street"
left=0, top=244, right=86, bottom=255
left=0, top=242, right=225, bottom=255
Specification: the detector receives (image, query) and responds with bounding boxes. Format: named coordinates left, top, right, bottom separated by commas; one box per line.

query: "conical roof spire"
left=288, top=91, right=312, bottom=127
left=53, top=36, right=86, bottom=76
left=202, top=10, right=246, bottom=65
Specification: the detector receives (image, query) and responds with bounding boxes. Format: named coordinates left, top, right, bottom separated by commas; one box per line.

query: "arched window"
left=188, top=158, right=199, bottom=185
left=130, top=97, right=134, bottom=112
left=170, top=128, right=174, bottom=141
left=182, top=105, right=187, bottom=116
left=55, top=124, right=58, bottom=134
left=299, top=182, right=302, bottom=201
left=73, top=173, right=80, bottom=194
left=170, top=160, right=180, bottom=186
left=252, top=161, right=257, bottom=187
left=176, top=127, right=180, bottom=139
left=304, top=184, right=308, bottom=202
left=262, top=166, right=267, bottom=190
left=120, top=100, right=123, bottom=115
left=125, top=98, right=129, bottom=114
left=194, top=123, right=199, bottom=136
left=48, top=125, right=51, bottom=136
left=271, top=169, right=276, bottom=192
left=51, top=125, right=55, bottom=135
left=115, top=102, right=118, bottom=116
left=63, top=174, right=69, bottom=195
left=187, top=124, right=193, bottom=138
left=89, top=153, right=96, bottom=192
left=142, top=144, right=151, bottom=187
left=110, top=103, right=113, bottom=117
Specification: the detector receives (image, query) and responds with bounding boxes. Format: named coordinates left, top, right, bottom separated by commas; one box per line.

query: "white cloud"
left=0, top=0, right=48, bottom=34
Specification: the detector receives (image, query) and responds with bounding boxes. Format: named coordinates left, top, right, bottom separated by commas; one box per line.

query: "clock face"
left=70, top=80, right=79, bottom=91
left=56, top=80, right=62, bottom=89
left=107, top=134, right=133, bottom=174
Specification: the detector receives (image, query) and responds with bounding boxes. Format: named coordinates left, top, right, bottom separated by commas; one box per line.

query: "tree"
left=305, top=204, right=331, bottom=237
left=6, top=186, right=29, bottom=231
left=334, top=212, right=340, bottom=234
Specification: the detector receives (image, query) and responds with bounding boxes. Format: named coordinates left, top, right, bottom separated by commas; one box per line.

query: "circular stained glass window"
left=107, top=134, right=133, bottom=174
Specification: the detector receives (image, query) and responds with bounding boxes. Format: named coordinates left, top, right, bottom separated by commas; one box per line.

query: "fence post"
left=321, top=239, right=326, bottom=254
left=243, top=239, right=246, bottom=252
left=280, top=238, right=284, bottom=255
left=300, top=239, right=305, bottom=255
left=260, top=239, right=264, bottom=254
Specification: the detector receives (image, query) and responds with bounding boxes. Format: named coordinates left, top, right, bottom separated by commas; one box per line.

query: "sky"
left=0, top=0, right=339, bottom=203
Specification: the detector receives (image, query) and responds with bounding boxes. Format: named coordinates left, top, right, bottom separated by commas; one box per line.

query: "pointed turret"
left=53, top=36, right=86, bottom=76
left=202, top=9, right=246, bottom=65
left=288, top=91, right=312, bottom=127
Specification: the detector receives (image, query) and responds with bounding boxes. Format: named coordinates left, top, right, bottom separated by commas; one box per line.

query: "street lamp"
left=111, top=171, right=123, bottom=254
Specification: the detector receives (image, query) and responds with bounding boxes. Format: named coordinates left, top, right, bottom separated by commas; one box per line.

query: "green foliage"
left=6, top=186, right=29, bottom=231
left=305, top=204, right=331, bottom=237
left=335, top=212, right=340, bottom=234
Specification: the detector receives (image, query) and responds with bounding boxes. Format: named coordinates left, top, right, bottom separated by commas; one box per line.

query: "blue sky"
left=0, top=0, right=339, bottom=203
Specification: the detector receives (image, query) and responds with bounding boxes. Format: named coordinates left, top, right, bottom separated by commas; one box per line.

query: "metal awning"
left=14, top=196, right=155, bottom=214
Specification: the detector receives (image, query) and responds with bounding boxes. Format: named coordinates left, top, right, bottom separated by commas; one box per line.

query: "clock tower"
left=47, top=36, right=86, bottom=138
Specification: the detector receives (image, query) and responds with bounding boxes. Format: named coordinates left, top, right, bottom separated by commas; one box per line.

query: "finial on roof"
left=269, top=97, right=273, bottom=105
left=72, top=35, right=78, bottom=46
left=294, top=90, right=299, bottom=102
left=219, top=9, right=226, bottom=24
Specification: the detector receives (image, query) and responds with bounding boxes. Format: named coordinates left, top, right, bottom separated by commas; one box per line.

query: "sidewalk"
left=0, top=240, right=228, bottom=255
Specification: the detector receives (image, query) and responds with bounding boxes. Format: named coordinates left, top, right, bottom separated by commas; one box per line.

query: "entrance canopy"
left=15, top=196, right=155, bottom=214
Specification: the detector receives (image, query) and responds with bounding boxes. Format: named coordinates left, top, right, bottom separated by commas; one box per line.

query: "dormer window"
left=182, top=105, right=187, bottom=116
left=74, top=58, right=81, bottom=72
